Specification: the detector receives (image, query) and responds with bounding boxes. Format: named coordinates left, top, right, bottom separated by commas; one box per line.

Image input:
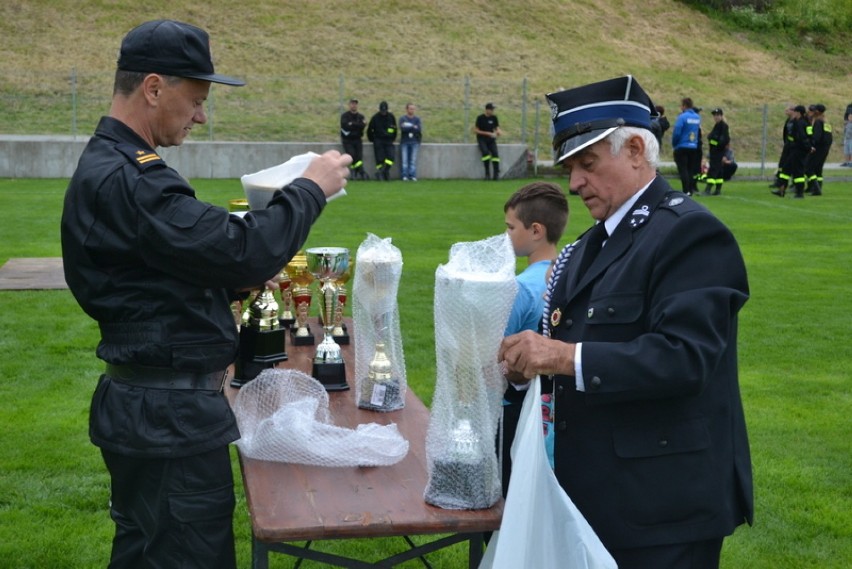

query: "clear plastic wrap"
left=424, top=233, right=518, bottom=509
left=234, top=368, right=408, bottom=467
left=352, top=233, right=407, bottom=412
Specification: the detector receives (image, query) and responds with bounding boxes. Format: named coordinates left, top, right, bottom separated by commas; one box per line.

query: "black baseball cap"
left=118, top=20, right=245, bottom=86
left=711, top=107, right=723, bottom=115
left=485, top=102, right=496, bottom=110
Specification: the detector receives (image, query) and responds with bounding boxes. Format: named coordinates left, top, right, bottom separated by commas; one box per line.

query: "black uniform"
left=805, top=118, right=832, bottom=195
left=61, top=116, right=326, bottom=568
left=476, top=113, right=501, bottom=179
left=705, top=119, right=730, bottom=195
left=776, top=115, right=811, bottom=198
left=340, top=109, right=367, bottom=179
left=367, top=110, right=397, bottom=180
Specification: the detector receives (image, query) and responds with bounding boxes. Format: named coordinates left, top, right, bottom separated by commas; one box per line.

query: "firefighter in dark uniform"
left=367, top=101, right=397, bottom=180
left=772, top=105, right=811, bottom=198
left=804, top=104, right=832, bottom=196
left=474, top=102, right=502, bottom=180
left=704, top=108, right=731, bottom=195
left=340, top=98, right=368, bottom=180
left=60, top=20, right=351, bottom=568
left=769, top=106, right=795, bottom=189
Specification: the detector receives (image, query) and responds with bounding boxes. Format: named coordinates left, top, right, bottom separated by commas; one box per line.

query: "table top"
left=226, top=319, right=503, bottom=542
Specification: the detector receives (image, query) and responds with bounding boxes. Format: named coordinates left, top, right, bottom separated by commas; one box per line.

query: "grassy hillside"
left=1, top=0, right=849, bottom=162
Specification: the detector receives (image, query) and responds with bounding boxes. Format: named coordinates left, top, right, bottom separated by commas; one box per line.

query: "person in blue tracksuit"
left=671, top=97, right=702, bottom=195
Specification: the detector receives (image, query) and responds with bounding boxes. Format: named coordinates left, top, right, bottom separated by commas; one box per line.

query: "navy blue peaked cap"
left=546, top=75, right=657, bottom=164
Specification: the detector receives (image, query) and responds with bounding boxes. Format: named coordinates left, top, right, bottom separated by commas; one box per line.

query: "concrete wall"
left=0, top=135, right=529, bottom=180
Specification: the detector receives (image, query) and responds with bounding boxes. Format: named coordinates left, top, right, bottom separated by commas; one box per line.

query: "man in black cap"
left=474, top=102, right=502, bottom=180
left=367, top=101, right=397, bottom=180
left=704, top=108, right=731, bottom=195
left=341, top=98, right=368, bottom=180
left=499, top=75, right=753, bottom=569
left=772, top=104, right=811, bottom=198
left=804, top=104, right=832, bottom=195
left=61, top=19, right=351, bottom=568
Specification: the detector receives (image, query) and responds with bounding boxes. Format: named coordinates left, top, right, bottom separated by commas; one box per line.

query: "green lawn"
left=0, top=175, right=850, bottom=567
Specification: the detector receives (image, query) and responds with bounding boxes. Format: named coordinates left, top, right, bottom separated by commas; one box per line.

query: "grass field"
left=0, top=175, right=850, bottom=568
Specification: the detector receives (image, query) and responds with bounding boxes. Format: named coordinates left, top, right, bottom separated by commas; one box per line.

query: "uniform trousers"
left=342, top=138, right=364, bottom=173
left=610, top=537, right=723, bottom=569
left=674, top=147, right=700, bottom=194
left=102, top=446, right=236, bottom=569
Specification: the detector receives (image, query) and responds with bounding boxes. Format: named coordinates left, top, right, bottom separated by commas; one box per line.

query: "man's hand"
left=498, top=330, right=576, bottom=379
left=302, top=150, right=352, bottom=199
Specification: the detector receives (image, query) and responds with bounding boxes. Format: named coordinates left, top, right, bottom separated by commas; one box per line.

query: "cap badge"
left=548, top=99, right=559, bottom=121
left=629, top=205, right=650, bottom=228
left=550, top=307, right=562, bottom=328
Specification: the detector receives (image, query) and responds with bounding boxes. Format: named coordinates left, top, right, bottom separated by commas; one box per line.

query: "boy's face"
left=505, top=207, right=538, bottom=257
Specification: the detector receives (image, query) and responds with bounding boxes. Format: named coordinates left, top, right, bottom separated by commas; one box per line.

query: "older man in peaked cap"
left=61, top=19, right=350, bottom=568
left=499, top=76, right=753, bottom=569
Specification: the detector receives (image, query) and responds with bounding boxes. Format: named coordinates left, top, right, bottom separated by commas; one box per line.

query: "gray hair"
left=607, top=126, right=660, bottom=170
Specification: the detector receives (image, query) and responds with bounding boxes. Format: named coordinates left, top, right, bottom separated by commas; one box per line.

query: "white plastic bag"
left=479, top=376, right=617, bottom=569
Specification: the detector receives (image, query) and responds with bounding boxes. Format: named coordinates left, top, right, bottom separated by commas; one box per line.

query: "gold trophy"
left=285, top=252, right=315, bottom=345
left=306, top=247, right=350, bottom=391
left=357, top=256, right=404, bottom=411
left=232, top=287, right=288, bottom=388
left=277, top=267, right=294, bottom=328
left=331, top=262, right=352, bottom=344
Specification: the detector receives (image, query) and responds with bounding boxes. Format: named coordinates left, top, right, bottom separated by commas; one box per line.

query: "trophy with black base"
left=423, top=234, right=518, bottom=510
left=306, top=247, right=350, bottom=391
left=353, top=244, right=405, bottom=413
left=231, top=287, right=288, bottom=388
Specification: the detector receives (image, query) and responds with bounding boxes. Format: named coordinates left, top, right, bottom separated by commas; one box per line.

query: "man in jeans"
left=399, top=102, right=423, bottom=181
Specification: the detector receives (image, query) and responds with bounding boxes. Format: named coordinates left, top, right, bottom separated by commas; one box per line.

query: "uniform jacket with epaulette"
left=61, top=116, right=327, bottom=457
left=543, top=176, right=753, bottom=550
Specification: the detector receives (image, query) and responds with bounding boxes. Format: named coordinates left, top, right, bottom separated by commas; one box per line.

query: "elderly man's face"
left=563, top=137, right=644, bottom=221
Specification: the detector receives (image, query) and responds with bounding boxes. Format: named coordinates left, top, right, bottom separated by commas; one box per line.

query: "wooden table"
left=226, top=320, right=503, bottom=568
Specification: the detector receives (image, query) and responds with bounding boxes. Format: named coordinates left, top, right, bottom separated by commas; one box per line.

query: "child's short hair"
left=504, top=182, right=568, bottom=244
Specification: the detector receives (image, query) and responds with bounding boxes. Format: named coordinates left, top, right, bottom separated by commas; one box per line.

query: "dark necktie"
left=576, top=223, right=607, bottom=278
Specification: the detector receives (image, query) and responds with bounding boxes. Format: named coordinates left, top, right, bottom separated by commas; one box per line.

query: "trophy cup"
left=331, top=263, right=352, bottom=345
left=306, top=247, right=350, bottom=391
left=277, top=267, right=295, bottom=329
left=285, top=252, right=315, bottom=345
left=424, top=234, right=518, bottom=510
left=356, top=255, right=404, bottom=412
left=232, top=287, right=288, bottom=388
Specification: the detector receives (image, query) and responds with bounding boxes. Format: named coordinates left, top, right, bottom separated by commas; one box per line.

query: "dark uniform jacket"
left=61, top=116, right=327, bottom=458
left=340, top=110, right=366, bottom=141
left=542, top=177, right=753, bottom=550
left=367, top=112, right=397, bottom=142
left=707, top=120, right=730, bottom=156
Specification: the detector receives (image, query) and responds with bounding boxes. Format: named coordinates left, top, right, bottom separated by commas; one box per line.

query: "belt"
left=105, top=363, right=228, bottom=391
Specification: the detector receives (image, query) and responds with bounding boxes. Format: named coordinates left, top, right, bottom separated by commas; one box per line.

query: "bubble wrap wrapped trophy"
left=352, top=234, right=406, bottom=412
left=232, top=287, right=289, bottom=388
left=306, top=247, right=351, bottom=391
left=424, top=234, right=517, bottom=509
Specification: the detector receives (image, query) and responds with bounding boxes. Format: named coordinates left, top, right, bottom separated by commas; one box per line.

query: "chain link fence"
left=1, top=69, right=846, bottom=168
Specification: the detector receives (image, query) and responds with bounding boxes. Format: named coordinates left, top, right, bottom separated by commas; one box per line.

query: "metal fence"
left=1, top=69, right=846, bottom=167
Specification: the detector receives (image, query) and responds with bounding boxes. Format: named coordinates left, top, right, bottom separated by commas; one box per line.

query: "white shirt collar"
left=601, top=178, right=654, bottom=237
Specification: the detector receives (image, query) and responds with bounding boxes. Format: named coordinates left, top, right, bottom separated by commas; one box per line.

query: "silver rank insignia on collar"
left=629, top=205, right=650, bottom=228
left=668, top=196, right=685, bottom=207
